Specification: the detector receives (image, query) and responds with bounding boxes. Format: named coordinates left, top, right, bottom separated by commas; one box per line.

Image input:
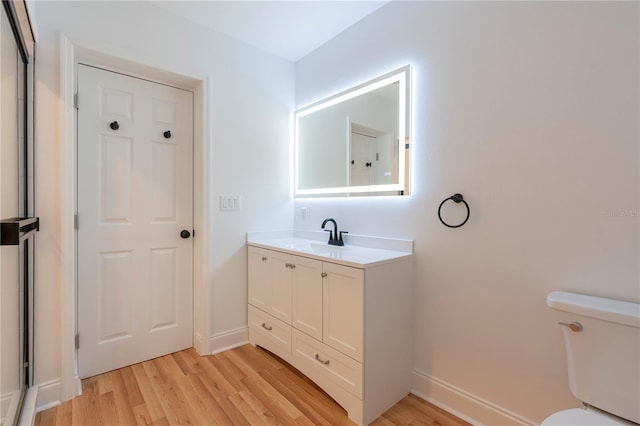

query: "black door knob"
left=110, top=121, right=119, bottom=130
left=163, top=130, right=171, bottom=139
left=180, top=230, right=191, bottom=239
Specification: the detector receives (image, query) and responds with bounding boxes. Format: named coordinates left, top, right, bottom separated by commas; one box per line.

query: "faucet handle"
left=324, top=229, right=334, bottom=244
left=337, top=231, right=348, bottom=246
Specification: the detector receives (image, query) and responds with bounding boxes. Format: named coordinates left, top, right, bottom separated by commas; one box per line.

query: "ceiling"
left=148, top=1, right=389, bottom=62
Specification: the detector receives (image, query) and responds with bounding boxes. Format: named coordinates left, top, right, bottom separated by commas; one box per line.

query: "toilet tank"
left=547, top=291, right=640, bottom=424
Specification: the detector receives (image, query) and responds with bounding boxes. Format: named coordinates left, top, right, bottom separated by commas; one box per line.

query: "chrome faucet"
left=321, top=218, right=348, bottom=246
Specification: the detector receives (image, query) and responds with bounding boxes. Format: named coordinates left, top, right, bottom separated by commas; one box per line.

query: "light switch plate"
left=220, top=195, right=241, bottom=211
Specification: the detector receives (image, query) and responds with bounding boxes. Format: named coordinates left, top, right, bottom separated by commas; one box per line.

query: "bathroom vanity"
left=246, top=231, right=413, bottom=425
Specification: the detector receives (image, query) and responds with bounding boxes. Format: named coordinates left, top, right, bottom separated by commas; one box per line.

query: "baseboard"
left=1, top=390, right=20, bottom=425
left=209, top=326, right=249, bottom=355
left=194, top=332, right=204, bottom=355
left=34, top=379, right=62, bottom=413
left=412, top=368, right=536, bottom=426
left=18, top=386, right=38, bottom=426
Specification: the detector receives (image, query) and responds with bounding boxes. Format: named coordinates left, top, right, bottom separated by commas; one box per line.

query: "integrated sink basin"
left=310, top=242, right=352, bottom=253
left=285, top=241, right=352, bottom=254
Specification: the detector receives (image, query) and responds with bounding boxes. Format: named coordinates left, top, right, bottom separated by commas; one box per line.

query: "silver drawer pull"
left=314, top=354, right=330, bottom=365
left=261, top=322, right=273, bottom=331
left=558, top=321, right=583, bottom=332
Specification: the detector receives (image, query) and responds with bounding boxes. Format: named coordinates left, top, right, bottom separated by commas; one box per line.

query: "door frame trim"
left=59, top=34, right=212, bottom=401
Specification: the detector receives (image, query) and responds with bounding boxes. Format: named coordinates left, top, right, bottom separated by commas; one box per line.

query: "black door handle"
left=180, top=230, right=191, bottom=239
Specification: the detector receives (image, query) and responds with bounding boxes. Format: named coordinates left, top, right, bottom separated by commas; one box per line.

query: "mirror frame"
left=295, top=65, right=411, bottom=197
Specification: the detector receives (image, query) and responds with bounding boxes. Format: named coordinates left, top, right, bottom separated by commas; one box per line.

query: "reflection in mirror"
left=1, top=2, right=35, bottom=424
left=295, top=66, right=410, bottom=197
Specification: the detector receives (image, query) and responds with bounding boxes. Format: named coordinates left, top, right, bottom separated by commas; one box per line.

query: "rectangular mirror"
left=295, top=65, right=411, bottom=197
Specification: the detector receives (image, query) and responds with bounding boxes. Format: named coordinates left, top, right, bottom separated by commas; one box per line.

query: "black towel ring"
left=438, top=193, right=470, bottom=228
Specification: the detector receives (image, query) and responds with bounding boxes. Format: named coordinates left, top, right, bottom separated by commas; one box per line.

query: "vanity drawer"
left=248, top=305, right=291, bottom=361
left=292, top=329, right=363, bottom=399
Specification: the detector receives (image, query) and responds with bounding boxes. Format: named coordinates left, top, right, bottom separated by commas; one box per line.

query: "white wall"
left=294, top=2, right=639, bottom=423
left=34, top=0, right=293, bottom=407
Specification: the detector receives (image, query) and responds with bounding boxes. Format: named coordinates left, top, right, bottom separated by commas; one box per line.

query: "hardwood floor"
left=35, top=344, right=471, bottom=426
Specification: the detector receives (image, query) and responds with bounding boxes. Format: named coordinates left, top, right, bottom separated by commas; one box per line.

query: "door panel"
left=99, top=250, right=133, bottom=342
left=151, top=142, right=177, bottom=221
left=100, top=135, right=133, bottom=222
left=102, top=86, right=133, bottom=119
left=149, top=247, right=177, bottom=330
left=77, top=64, right=193, bottom=378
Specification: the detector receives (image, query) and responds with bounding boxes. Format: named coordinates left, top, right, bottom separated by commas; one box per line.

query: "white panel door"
left=350, top=132, right=376, bottom=186
left=77, top=64, right=193, bottom=378
left=1, top=10, right=22, bottom=420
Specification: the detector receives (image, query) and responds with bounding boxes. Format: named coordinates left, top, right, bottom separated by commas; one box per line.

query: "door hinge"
left=74, top=92, right=79, bottom=110
left=75, top=333, right=80, bottom=349
left=74, top=214, right=78, bottom=230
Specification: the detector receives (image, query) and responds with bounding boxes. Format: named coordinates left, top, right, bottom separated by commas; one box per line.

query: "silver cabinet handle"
left=261, top=322, right=273, bottom=331
left=321, top=272, right=327, bottom=278
left=558, top=321, right=583, bottom=332
left=314, top=354, right=330, bottom=365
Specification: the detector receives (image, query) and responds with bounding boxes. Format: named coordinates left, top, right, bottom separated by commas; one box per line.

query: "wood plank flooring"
left=35, top=344, right=471, bottom=426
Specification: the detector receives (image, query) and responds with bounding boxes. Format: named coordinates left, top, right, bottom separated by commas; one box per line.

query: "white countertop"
left=247, top=232, right=413, bottom=268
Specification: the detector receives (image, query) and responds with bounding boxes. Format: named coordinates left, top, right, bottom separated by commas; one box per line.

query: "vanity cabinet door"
left=269, top=250, right=293, bottom=324
left=292, top=255, right=323, bottom=340
left=248, top=246, right=270, bottom=311
left=323, top=263, right=364, bottom=362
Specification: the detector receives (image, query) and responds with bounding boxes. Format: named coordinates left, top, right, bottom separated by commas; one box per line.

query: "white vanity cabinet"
left=247, top=239, right=413, bottom=426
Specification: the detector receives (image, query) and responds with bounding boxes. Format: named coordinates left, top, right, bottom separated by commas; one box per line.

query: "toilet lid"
left=542, top=408, right=634, bottom=426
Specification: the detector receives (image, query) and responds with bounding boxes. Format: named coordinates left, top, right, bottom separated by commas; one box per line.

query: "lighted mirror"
left=295, top=66, right=411, bottom=197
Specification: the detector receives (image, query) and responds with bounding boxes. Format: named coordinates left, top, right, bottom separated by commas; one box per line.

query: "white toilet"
left=543, top=291, right=640, bottom=425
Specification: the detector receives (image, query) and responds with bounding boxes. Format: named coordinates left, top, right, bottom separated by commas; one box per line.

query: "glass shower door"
left=1, top=2, right=35, bottom=424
